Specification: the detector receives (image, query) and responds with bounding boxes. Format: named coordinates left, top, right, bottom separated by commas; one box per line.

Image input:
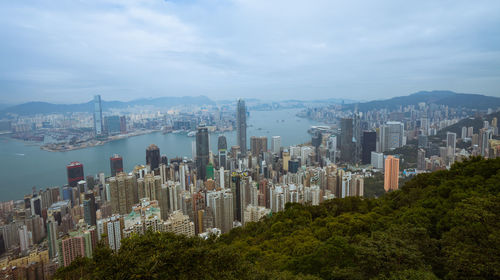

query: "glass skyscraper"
left=93, top=95, right=103, bottom=136
left=236, top=99, right=247, bottom=155
left=196, top=125, right=209, bottom=180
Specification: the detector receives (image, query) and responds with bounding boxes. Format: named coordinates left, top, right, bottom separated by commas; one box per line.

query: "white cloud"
left=0, top=0, right=499, bottom=103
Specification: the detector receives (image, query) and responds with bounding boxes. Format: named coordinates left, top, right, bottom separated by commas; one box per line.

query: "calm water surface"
left=0, top=109, right=323, bottom=201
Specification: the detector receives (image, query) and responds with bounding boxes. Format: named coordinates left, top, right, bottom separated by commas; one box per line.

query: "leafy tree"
left=55, top=157, right=500, bottom=280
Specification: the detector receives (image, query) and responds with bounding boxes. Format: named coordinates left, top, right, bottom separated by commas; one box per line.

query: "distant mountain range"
left=0, top=96, right=215, bottom=116
left=0, top=96, right=356, bottom=116
left=343, top=90, right=500, bottom=111
left=216, top=98, right=357, bottom=105
left=1, top=90, right=499, bottom=116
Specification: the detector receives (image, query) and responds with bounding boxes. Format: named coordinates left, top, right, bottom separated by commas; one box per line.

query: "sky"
left=0, top=0, right=499, bottom=104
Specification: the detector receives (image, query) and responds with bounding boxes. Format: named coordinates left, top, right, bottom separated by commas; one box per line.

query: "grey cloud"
left=0, top=0, right=499, bottom=103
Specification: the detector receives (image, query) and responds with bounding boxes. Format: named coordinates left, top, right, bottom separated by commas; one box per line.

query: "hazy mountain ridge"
left=2, top=90, right=499, bottom=116
left=0, top=96, right=216, bottom=116
left=344, top=90, right=500, bottom=111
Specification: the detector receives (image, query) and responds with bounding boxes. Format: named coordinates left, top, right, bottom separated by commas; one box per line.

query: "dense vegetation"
left=55, top=157, right=500, bottom=280
left=363, top=173, right=413, bottom=198
left=384, top=144, right=418, bottom=170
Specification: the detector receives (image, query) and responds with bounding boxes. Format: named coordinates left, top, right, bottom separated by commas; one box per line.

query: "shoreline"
left=40, top=129, right=162, bottom=152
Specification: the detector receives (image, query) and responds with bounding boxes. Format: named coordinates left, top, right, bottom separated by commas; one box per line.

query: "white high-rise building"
left=271, top=136, right=281, bottom=154
left=289, top=146, right=301, bottom=158
left=380, top=122, right=404, bottom=152
left=18, top=225, right=32, bottom=252
left=219, top=167, right=225, bottom=189
left=207, top=189, right=233, bottom=234
left=327, top=135, right=337, bottom=163
left=191, top=141, right=196, bottom=160
left=243, top=205, right=271, bottom=225
left=371, top=152, right=384, bottom=169
left=447, top=132, right=457, bottom=164
left=97, top=215, right=124, bottom=251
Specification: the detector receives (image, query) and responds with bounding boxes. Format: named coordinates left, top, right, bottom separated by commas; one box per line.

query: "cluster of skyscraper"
left=11, top=98, right=500, bottom=276
left=0, top=98, right=370, bottom=276
left=93, top=95, right=127, bottom=138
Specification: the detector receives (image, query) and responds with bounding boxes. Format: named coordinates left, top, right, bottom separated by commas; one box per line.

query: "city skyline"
left=1, top=90, right=499, bottom=278
left=1, top=1, right=500, bottom=278
left=1, top=1, right=500, bottom=104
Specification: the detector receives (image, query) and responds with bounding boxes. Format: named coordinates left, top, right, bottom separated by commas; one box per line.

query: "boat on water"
left=187, top=131, right=196, bottom=137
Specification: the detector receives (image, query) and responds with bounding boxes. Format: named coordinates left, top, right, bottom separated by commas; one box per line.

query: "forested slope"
left=56, top=157, right=500, bottom=280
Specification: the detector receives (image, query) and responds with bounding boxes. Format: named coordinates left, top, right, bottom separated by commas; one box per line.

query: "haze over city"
left=1, top=0, right=500, bottom=104
left=2, top=1, right=500, bottom=279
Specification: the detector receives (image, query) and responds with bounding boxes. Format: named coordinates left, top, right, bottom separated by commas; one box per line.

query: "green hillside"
left=436, top=110, right=500, bottom=139
left=55, top=157, right=500, bottom=280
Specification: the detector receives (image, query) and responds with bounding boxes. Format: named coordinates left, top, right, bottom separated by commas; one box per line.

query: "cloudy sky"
left=0, top=0, right=499, bottom=104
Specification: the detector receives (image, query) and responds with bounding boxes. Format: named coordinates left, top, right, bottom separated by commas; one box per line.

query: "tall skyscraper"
left=417, top=149, right=426, bottom=170
left=110, top=154, right=123, bottom=177
left=46, top=217, right=58, bottom=259
left=384, top=155, right=399, bottom=192
left=380, top=121, right=404, bottom=152
left=30, top=196, right=42, bottom=217
left=196, top=125, right=209, bottom=180
left=340, top=118, right=353, bottom=162
left=207, top=189, right=233, bottom=234
left=59, top=235, right=85, bottom=267
left=120, top=116, right=127, bottom=134
left=480, top=129, right=492, bottom=157
left=67, top=162, right=84, bottom=188
left=218, top=136, right=227, bottom=169
left=83, top=192, right=97, bottom=226
left=108, top=172, right=137, bottom=215
left=97, top=215, right=124, bottom=251
left=104, top=116, right=121, bottom=135
left=446, top=132, right=457, bottom=164
left=236, top=99, right=247, bottom=155
left=467, top=126, right=474, bottom=137
left=271, top=136, right=281, bottom=154
left=312, top=131, right=322, bottom=163
left=362, top=131, right=377, bottom=164
left=250, top=136, right=268, bottom=158
left=146, top=144, right=160, bottom=171
left=353, top=109, right=362, bottom=163
left=327, top=135, right=337, bottom=163
left=93, top=95, right=103, bottom=137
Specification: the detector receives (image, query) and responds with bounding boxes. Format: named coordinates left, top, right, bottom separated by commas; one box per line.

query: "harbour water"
left=0, top=109, right=323, bottom=201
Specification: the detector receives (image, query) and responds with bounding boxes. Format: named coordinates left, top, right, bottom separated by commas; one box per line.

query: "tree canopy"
left=55, top=157, right=500, bottom=280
